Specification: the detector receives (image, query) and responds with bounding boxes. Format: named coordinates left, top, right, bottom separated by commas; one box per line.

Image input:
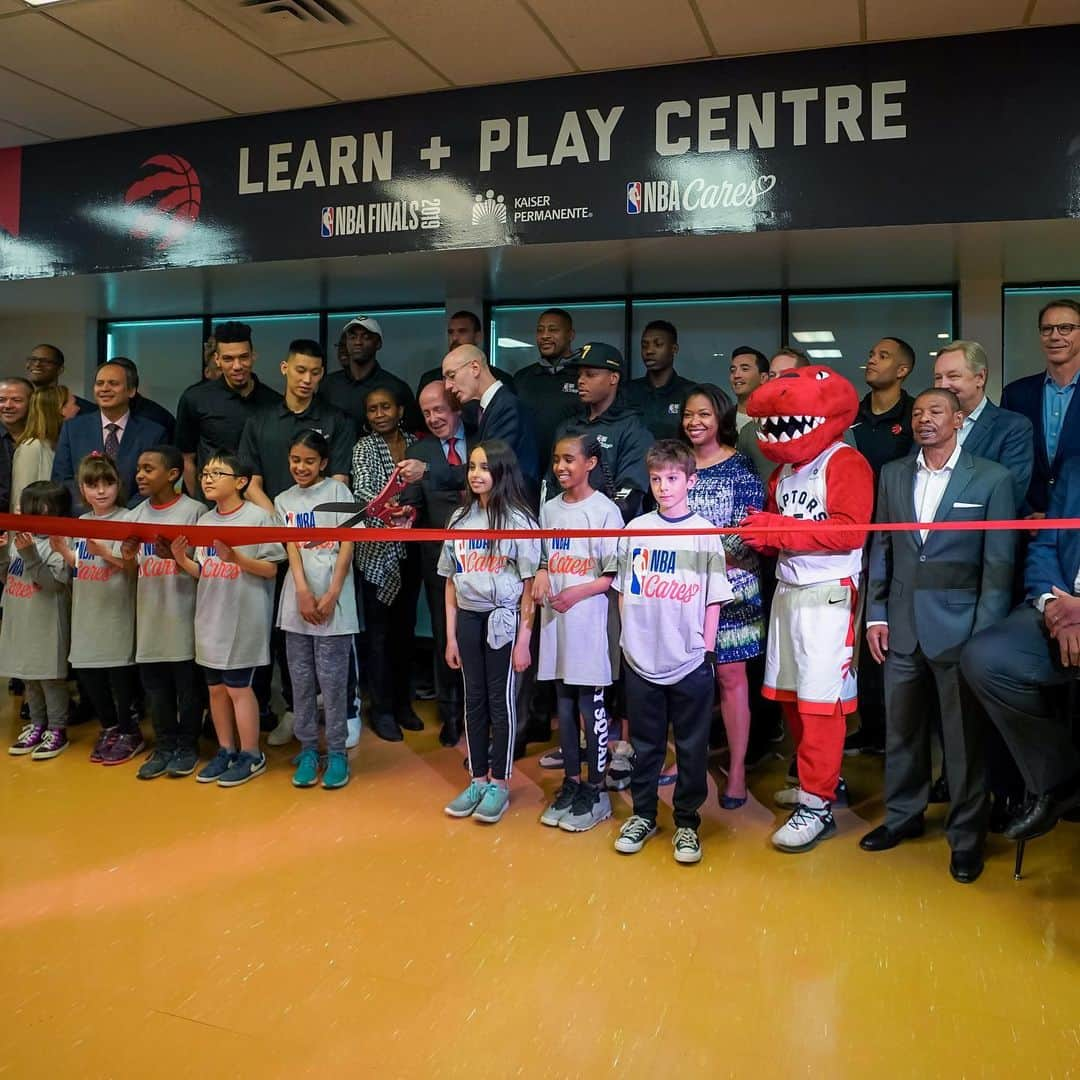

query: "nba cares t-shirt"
left=614, top=510, right=731, bottom=686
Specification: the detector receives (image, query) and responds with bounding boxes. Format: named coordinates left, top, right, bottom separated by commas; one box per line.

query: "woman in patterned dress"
left=681, top=384, right=766, bottom=808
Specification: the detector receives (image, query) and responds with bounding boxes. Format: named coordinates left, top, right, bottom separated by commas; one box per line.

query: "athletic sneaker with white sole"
left=606, top=744, right=635, bottom=791
left=559, top=785, right=612, bottom=833
left=540, top=777, right=580, bottom=826
left=217, top=750, right=267, bottom=787
left=473, top=783, right=510, bottom=823
left=672, top=826, right=702, bottom=864
left=614, top=814, right=658, bottom=854
left=266, top=710, right=295, bottom=747
left=445, top=779, right=487, bottom=818
left=774, top=777, right=849, bottom=809
left=772, top=794, right=836, bottom=852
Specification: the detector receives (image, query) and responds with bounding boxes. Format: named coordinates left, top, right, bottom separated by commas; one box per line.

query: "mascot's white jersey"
left=773, top=442, right=865, bottom=586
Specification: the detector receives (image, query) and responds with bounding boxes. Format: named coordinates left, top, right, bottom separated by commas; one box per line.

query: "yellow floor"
left=1, top=700, right=1078, bottom=1079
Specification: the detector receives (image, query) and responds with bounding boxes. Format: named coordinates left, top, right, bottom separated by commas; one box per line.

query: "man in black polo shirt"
left=626, top=319, right=695, bottom=439
left=318, top=316, right=423, bottom=434
left=175, top=321, right=282, bottom=497
left=513, top=308, right=581, bottom=466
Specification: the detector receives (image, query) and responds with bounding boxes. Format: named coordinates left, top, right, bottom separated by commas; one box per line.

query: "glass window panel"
left=489, top=301, right=626, bottom=374
left=786, top=291, right=955, bottom=396
left=1004, top=286, right=1080, bottom=384
left=327, top=307, right=446, bottom=396
left=630, top=296, right=782, bottom=389
left=104, top=317, right=204, bottom=417
left=212, top=313, right=320, bottom=386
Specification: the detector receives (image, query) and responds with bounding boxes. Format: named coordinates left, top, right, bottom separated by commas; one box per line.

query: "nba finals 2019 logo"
left=629, top=546, right=700, bottom=602
left=124, top=154, right=202, bottom=250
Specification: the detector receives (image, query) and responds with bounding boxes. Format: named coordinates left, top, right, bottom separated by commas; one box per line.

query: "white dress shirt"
left=479, top=381, right=503, bottom=413
left=956, top=396, right=987, bottom=447
left=914, top=443, right=962, bottom=543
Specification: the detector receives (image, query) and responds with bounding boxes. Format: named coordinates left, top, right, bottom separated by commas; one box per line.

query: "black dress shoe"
left=1004, top=784, right=1080, bottom=842
left=949, top=850, right=984, bottom=884
left=928, top=774, right=950, bottom=804
left=859, top=818, right=925, bottom=851
left=397, top=710, right=424, bottom=732
left=438, top=720, right=460, bottom=747
left=370, top=713, right=404, bottom=742
left=989, top=794, right=1022, bottom=835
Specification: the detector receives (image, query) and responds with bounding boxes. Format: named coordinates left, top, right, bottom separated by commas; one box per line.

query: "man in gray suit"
left=860, top=388, right=1016, bottom=884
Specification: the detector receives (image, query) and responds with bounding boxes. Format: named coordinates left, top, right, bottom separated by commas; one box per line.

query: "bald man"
left=441, top=345, right=539, bottom=485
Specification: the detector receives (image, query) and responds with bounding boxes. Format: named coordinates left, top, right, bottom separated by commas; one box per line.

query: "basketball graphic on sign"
left=124, top=154, right=202, bottom=250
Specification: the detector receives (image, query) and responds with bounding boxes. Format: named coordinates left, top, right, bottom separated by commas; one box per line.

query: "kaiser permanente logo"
left=626, top=175, right=776, bottom=214
left=629, top=547, right=701, bottom=602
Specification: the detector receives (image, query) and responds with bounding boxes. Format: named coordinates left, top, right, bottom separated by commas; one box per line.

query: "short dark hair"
left=643, top=319, right=678, bottom=343
left=364, top=383, right=401, bottom=408
left=204, top=449, right=252, bottom=491
left=287, top=339, right=324, bottom=361
left=143, top=444, right=184, bottom=476
left=34, top=343, right=64, bottom=367
left=213, top=321, right=253, bottom=347
left=540, top=307, right=573, bottom=328
left=20, top=479, right=70, bottom=517
left=106, top=355, right=140, bottom=389
left=1037, top=298, right=1080, bottom=325
left=290, top=428, right=331, bottom=461
left=732, top=346, right=769, bottom=374
left=883, top=336, right=916, bottom=375
left=449, top=310, right=482, bottom=333
left=679, top=383, right=738, bottom=450
left=915, top=387, right=962, bottom=412
left=645, top=438, right=697, bottom=479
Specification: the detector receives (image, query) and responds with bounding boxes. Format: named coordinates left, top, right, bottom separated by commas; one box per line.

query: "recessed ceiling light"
left=792, top=331, right=836, bottom=343
left=807, top=348, right=842, bottom=359
left=936, top=332, right=950, bottom=339
left=24, top=1, right=67, bottom=7
left=496, top=337, right=532, bottom=349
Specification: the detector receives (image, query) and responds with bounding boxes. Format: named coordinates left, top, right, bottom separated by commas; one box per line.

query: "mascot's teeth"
left=778, top=431, right=791, bottom=442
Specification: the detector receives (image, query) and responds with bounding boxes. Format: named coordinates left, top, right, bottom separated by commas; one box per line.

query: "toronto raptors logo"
left=124, top=154, right=201, bottom=250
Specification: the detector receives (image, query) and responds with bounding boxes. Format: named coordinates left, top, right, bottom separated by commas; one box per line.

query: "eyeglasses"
left=1039, top=323, right=1080, bottom=337
left=200, top=470, right=237, bottom=480
left=26, top=356, right=61, bottom=367
left=441, top=357, right=475, bottom=382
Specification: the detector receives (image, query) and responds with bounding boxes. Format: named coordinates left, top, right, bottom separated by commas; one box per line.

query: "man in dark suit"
left=1001, top=298, right=1080, bottom=515
left=440, top=344, right=539, bottom=487
left=398, top=380, right=473, bottom=746
left=861, top=388, right=1016, bottom=884
left=108, top=356, right=177, bottom=442
left=960, top=456, right=1080, bottom=842
left=52, top=361, right=167, bottom=513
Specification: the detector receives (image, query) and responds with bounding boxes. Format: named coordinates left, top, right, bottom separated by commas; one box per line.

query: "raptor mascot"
left=741, top=366, right=874, bottom=853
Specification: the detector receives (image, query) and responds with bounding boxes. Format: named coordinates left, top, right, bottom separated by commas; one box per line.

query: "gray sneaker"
left=559, top=784, right=613, bottom=833
left=606, top=751, right=634, bottom=791
left=137, top=749, right=171, bottom=780
left=445, top=779, right=487, bottom=818
left=166, top=747, right=199, bottom=778
left=540, top=777, right=580, bottom=826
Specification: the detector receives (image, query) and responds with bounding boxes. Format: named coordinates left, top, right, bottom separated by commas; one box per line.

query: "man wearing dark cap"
left=318, top=315, right=422, bottom=434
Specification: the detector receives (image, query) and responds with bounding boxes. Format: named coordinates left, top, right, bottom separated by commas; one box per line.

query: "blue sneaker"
left=292, top=747, right=320, bottom=788
left=196, top=747, right=235, bottom=783
left=445, top=779, right=487, bottom=818
left=322, top=751, right=350, bottom=790
left=474, top=782, right=510, bottom=824
left=217, top=750, right=267, bottom=788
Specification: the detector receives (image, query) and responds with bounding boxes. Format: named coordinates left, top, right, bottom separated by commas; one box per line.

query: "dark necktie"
left=445, top=437, right=462, bottom=466
left=104, top=423, right=120, bottom=459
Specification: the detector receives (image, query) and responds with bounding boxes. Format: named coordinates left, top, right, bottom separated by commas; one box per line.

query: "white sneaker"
left=774, top=785, right=801, bottom=808
left=771, top=793, right=836, bottom=853
left=345, top=714, right=361, bottom=750
left=672, top=826, right=702, bottom=864
left=266, top=710, right=295, bottom=747
left=614, top=814, right=658, bottom=854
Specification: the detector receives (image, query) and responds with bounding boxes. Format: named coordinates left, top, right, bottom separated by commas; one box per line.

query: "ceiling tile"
left=280, top=38, right=448, bottom=101
left=0, top=118, right=50, bottom=149
left=0, top=11, right=229, bottom=126
left=528, top=0, right=709, bottom=68
left=1030, top=0, right=1080, bottom=24
left=866, top=0, right=1028, bottom=39
left=0, top=68, right=133, bottom=139
left=49, top=0, right=334, bottom=115
left=694, top=0, right=861, bottom=56
left=359, top=0, right=575, bottom=84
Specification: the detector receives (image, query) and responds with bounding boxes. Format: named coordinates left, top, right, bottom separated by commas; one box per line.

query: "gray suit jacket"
left=961, top=399, right=1034, bottom=514
left=868, top=448, right=1016, bottom=663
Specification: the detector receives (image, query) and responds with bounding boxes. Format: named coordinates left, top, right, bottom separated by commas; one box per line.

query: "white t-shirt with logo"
left=614, top=510, right=732, bottom=686
left=69, top=508, right=135, bottom=668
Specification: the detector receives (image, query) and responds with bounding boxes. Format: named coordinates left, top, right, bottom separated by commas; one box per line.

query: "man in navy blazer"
left=52, top=361, right=167, bottom=513
left=1000, top=298, right=1080, bottom=514
left=961, top=456, right=1080, bottom=843
left=440, top=344, right=539, bottom=488
left=934, top=341, right=1033, bottom=512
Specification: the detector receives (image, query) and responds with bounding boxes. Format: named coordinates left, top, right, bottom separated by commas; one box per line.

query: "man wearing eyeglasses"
left=25, top=344, right=95, bottom=415
left=1001, top=298, right=1080, bottom=516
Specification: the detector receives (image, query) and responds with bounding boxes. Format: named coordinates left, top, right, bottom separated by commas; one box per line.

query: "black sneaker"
left=672, top=826, right=702, bottom=864
left=166, top=747, right=199, bottom=777
left=540, top=777, right=580, bottom=827
left=137, top=749, right=171, bottom=780
left=843, top=728, right=884, bottom=756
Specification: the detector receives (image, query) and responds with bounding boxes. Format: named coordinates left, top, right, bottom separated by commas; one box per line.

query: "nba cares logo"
left=124, top=154, right=201, bottom=250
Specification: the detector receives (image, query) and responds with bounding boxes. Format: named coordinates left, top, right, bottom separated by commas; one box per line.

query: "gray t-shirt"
left=614, top=511, right=732, bottom=685
left=0, top=536, right=71, bottom=680
left=437, top=503, right=541, bottom=612
left=194, top=501, right=285, bottom=670
left=69, top=509, right=135, bottom=668
left=126, top=494, right=203, bottom=663
left=537, top=491, right=621, bottom=686
left=274, top=477, right=360, bottom=637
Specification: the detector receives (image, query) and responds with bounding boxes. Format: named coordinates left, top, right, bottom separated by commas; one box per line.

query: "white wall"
left=0, top=313, right=96, bottom=398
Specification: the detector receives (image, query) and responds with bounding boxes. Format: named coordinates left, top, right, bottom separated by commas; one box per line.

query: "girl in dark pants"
left=440, top=440, right=541, bottom=825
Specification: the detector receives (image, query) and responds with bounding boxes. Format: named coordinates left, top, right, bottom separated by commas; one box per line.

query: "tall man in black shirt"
left=626, top=320, right=695, bottom=439
left=25, top=344, right=95, bottom=415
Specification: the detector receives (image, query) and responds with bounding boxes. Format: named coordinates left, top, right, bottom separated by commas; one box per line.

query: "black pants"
left=361, top=547, right=422, bottom=722
left=556, top=681, right=609, bottom=785
left=421, top=541, right=461, bottom=726
left=747, top=556, right=782, bottom=754
left=625, top=661, right=715, bottom=830
left=254, top=564, right=293, bottom=716
left=457, top=609, right=516, bottom=781
left=140, top=660, right=203, bottom=753
left=77, top=665, right=139, bottom=735
left=961, top=605, right=1080, bottom=795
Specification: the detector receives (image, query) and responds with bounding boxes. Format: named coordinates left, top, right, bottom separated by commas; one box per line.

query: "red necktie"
left=446, top=437, right=462, bottom=466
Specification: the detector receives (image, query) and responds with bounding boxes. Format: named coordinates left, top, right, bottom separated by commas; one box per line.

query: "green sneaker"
left=445, top=779, right=487, bottom=818
left=474, top=782, right=510, bottom=824
left=292, top=747, right=320, bottom=788
left=322, top=751, right=350, bottom=790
